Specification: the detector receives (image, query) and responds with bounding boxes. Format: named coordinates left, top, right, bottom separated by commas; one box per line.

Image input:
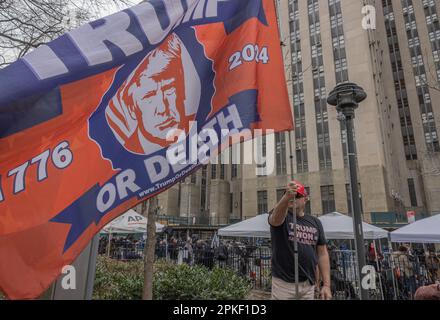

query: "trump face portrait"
left=105, top=33, right=201, bottom=155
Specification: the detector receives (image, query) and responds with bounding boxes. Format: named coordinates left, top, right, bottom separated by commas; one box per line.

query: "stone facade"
left=144, top=0, right=440, bottom=224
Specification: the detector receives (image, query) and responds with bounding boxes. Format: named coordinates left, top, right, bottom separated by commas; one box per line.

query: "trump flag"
left=0, top=0, right=292, bottom=299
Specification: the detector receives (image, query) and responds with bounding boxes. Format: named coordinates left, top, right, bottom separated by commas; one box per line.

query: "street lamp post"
left=327, top=82, right=369, bottom=300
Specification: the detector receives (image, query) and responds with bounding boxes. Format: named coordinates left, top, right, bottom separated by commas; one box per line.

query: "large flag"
left=0, top=0, right=292, bottom=299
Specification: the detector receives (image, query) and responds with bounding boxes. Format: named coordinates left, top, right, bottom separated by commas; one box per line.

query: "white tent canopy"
left=218, top=214, right=271, bottom=238
left=102, top=209, right=165, bottom=234
left=319, top=212, right=388, bottom=240
left=218, top=212, right=389, bottom=240
left=391, top=214, right=440, bottom=243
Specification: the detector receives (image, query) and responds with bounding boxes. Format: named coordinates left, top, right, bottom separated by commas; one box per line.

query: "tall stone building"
left=146, top=0, right=440, bottom=226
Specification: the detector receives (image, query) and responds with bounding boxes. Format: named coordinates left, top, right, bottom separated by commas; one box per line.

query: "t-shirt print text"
left=288, top=223, right=319, bottom=245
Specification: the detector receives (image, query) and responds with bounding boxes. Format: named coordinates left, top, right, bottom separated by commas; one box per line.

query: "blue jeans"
left=404, top=276, right=417, bottom=296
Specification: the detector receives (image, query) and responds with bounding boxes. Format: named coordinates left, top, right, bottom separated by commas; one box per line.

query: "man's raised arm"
left=269, top=182, right=297, bottom=227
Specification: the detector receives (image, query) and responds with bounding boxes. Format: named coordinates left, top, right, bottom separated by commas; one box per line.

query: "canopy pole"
left=373, top=240, right=384, bottom=300
left=387, top=237, right=398, bottom=300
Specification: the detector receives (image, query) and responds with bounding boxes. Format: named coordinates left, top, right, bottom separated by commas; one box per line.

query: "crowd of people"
left=96, top=180, right=440, bottom=300
left=98, top=232, right=439, bottom=300
left=100, top=233, right=273, bottom=287
left=156, top=236, right=269, bottom=272
left=380, top=245, right=439, bottom=299
left=327, top=242, right=440, bottom=299
left=98, top=235, right=145, bottom=260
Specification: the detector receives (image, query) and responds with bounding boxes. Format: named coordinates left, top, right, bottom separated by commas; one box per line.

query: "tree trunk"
left=142, top=196, right=157, bottom=300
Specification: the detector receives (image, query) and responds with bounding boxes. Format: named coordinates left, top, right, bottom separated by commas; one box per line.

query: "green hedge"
left=93, top=256, right=144, bottom=300
left=93, top=256, right=252, bottom=300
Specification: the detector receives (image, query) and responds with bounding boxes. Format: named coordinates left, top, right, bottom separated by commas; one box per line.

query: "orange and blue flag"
left=0, top=0, right=292, bottom=299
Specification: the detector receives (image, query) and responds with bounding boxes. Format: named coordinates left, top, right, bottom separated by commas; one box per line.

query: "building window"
left=202, top=165, right=207, bottom=184
left=295, top=103, right=308, bottom=173
left=276, top=189, right=285, bottom=203
left=408, top=178, right=418, bottom=207
left=289, top=0, right=307, bottom=173
left=305, top=187, right=311, bottom=215
left=240, top=192, right=243, bottom=219
left=257, top=135, right=267, bottom=176
left=308, top=0, right=332, bottom=172
left=257, top=190, right=268, bottom=215
left=201, top=189, right=206, bottom=212
left=382, top=0, right=418, bottom=160
left=231, top=164, right=238, bottom=179
left=220, top=164, right=225, bottom=180
left=178, top=182, right=181, bottom=208
left=275, top=132, right=287, bottom=175
left=321, top=185, right=335, bottom=214
left=201, top=166, right=207, bottom=212
left=229, top=193, right=233, bottom=214
left=211, top=164, right=217, bottom=180
left=400, top=0, right=440, bottom=152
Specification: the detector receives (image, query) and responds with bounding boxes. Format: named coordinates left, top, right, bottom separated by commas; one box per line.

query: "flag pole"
left=288, top=133, right=300, bottom=299
left=273, top=0, right=299, bottom=299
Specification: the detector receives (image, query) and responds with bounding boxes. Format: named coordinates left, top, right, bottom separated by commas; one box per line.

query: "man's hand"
left=320, top=285, right=332, bottom=300
left=269, top=181, right=298, bottom=227
left=285, top=181, right=298, bottom=200
left=316, top=245, right=331, bottom=300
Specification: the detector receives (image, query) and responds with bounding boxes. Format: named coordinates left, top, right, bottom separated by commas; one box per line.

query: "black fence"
left=156, top=215, right=242, bottom=227
left=99, top=238, right=440, bottom=300
left=320, top=249, right=439, bottom=300
left=383, top=251, right=440, bottom=299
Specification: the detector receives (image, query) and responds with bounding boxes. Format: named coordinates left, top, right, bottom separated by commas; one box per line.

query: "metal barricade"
left=99, top=236, right=440, bottom=299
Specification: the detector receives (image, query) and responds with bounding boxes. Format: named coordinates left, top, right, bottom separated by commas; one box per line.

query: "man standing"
left=269, top=180, right=332, bottom=300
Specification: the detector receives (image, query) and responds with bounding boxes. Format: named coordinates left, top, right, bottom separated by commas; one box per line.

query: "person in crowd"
left=426, top=251, right=440, bottom=283
left=216, top=240, right=229, bottom=267
left=98, top=236, right=108, bottom=255
left=157, top=240, right=167, bottom=259
left=169, top=237, right=178, bottom=261
left=368, top=243, right=376, bottom=265
left=183, top=237, right=193, bottom=265
left=393, top=245, right=417, bottom=298
left=202, top=241, right=215, bottom=269
left=268, top=180, right=331, bottom=300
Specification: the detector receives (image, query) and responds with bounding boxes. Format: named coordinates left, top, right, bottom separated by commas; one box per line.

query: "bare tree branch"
left=0, top=0, right=137, bottom=67
left=419, top=47, right=440, bottom=93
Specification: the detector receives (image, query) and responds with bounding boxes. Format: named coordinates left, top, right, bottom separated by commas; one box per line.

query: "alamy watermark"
left=61, top=265, right=76, bottom=290
left=163, top=124, right=277, bottom=176
left=362, top=5, right=376, bottom=30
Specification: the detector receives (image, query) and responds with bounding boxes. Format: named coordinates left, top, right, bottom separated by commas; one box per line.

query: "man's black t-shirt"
left=269, top=209, right=326, bottom=284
